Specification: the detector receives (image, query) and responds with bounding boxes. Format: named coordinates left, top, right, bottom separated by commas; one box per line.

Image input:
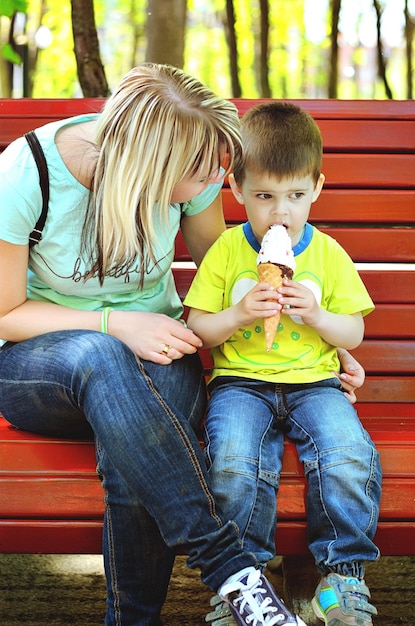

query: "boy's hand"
left=277, top=280, right=364, bottom=351
left=277, top=279, right=320, bottom=326
left=235, top=282, right=281, bottom=326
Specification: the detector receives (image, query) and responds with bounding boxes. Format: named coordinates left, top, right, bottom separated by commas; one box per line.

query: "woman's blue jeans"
left=205, top=377, right=382, bottom=579
left=0, top=331, right=257, bottom=625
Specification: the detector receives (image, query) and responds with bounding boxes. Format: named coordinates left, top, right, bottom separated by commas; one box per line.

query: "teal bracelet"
left=100, top=307, right=112, bottom=334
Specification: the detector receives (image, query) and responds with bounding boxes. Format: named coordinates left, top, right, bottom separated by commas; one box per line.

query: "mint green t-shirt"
left=0, top=115, right=222, bottom=317
left=184, top=222, right=374, bottom=385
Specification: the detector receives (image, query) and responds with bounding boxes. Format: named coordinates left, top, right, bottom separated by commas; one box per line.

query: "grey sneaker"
left=312, top=573, right=377, bottom=625
left=205, top=595, right=237, bottom=625
left=215, top=567, right=308, bottom=625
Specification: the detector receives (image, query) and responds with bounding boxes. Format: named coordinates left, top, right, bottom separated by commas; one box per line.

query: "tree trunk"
left=224, top=0, right=241, bottom=97
left=328, top=0, right=341, bottom=98
left=128, top=0, right=144, bottom=69
left=259, top=0, right=271, bottom=97
left=372, top=0, right=393, bottom=99
left=70, top=0, right=110, bottom=97
left=404, top=0, right=414, bottom=99
left=145, top=0, right=186, bottom=68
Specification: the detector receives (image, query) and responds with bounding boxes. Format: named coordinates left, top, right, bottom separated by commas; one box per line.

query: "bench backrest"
left=1, top=97, right=414, bottom=413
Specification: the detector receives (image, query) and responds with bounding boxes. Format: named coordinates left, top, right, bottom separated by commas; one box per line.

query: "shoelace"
left=221, top=570, right=292, bottom=625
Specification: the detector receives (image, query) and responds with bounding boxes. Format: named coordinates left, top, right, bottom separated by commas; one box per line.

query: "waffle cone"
left=258, top=262, right=284, bottom=352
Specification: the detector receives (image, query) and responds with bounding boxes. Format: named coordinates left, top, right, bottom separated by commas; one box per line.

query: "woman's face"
left=170, top=162, right=223, bottom=204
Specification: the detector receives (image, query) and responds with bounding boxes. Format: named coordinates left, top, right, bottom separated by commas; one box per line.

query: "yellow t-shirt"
left=184, top=222, right=374, bottom=384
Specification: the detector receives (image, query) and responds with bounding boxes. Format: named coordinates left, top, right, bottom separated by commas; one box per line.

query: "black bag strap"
left=24, top=130, right=49, bottom=248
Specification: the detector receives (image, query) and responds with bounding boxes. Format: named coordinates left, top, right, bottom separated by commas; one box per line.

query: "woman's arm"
left=335, top=348, right=365, bottom=404
left=0, top=240, right=202, bottom=365
left=180, top=193, right=226, bottom=267
left=0, top=240, right=99, bottom=341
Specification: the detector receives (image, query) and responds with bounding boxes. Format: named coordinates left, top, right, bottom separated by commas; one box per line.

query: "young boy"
left=185, top=102, right=381, bottom=626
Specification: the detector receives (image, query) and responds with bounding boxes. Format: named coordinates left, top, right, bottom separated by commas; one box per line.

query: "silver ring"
left=161, top=344, right=171, bottom=355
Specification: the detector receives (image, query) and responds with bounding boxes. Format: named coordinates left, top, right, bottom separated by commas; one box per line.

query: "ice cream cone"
left=263, top=312, right=281, bottom=352
left=258, top=262, right=295, bottom=351
left=257, top=225, right=296, bottom=351
left=258, top=262, right=283, bottom=351
left=258, top=261, right=284, bottom=290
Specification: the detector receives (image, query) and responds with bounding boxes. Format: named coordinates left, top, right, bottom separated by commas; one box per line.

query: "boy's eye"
left=257, top=193, right=272, bottom=199
left=290, top=192, right=304, bottom=199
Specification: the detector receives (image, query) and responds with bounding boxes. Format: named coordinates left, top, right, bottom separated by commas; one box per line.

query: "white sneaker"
left=216, top=567, right=308, bottom=625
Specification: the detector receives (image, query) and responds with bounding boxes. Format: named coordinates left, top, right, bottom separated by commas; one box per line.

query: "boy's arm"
left=310, top=310, right=364, bottom=349
left=187, top=307, right=240, bottom=348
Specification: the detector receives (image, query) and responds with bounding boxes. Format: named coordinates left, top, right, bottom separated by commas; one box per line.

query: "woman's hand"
left=109, top=310, right=203, bottom=364
left=334, top=348, right=365, bottom=404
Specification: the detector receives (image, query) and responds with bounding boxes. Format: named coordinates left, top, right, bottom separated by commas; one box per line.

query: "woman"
left=0, top=63, right=362, bottom=626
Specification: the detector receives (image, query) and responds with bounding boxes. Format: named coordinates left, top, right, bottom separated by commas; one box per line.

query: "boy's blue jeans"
left=205, top=376, right=382, bottom=579
left=0, top=331, right=257, bottom=625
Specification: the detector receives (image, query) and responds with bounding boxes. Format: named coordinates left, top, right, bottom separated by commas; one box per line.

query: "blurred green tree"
left=0, top=0, right=28, bottom=96
left=1, top=0, right=414, bottom=99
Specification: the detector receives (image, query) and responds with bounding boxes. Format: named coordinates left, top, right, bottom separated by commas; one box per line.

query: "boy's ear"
left=228, top=173, right=245, bottom=205
left=312, top=173, right=325, bottom=203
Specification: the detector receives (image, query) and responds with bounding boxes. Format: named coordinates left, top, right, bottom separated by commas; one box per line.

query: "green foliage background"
left=3, top=0, right=414, bottom=98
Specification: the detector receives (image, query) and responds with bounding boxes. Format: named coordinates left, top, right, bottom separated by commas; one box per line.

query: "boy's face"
left=229, top=170, right=324, bottom=246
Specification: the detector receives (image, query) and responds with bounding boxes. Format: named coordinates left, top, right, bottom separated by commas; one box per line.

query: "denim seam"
left=95, top=439, right=122, bottom=626
left=364, top=447, right=381, bottom=539
left=135, top=356, right=223, bottom=528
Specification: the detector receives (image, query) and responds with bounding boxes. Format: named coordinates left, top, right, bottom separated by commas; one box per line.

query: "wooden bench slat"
left=364, top=305, right=415, bottom=338
left=0, top=98, right=104, bottom=147
left=322, top=154, right=415, bottom=188
left=277, top=481, right=415, bottom=519
left=316, top=119, right=415, bottom=152
left=360, top=271, right=415, bottom=303
left=355, top=376, right=415, bottom=403
left=318, top=227, right=415, bottom=262
left=352, top=341, right=415, bottom=374
left=5, top=114, right=414, bottom=152
left=0, top=479, right=103, bottom=517
left=273, top=522, right=415, bottom=555
left=230, top=98, right=415, bottom=120
left=1, top=97, right=414, bottom=123
left=0, top=519, right=413, bottom=555
left=0, top=520, right=104, bottom=555
left=222, top=188, right=415, bottom=223
left=313, top=190, right=415, bottom=222
left=357, top=404, right=415, bottom=419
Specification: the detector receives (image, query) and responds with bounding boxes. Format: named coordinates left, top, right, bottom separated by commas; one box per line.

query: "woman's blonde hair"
left=86, top=63, right=241, bottom=285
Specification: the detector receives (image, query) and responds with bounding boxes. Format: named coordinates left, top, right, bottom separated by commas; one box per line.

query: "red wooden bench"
left=0, top=98, right=414, bottom=557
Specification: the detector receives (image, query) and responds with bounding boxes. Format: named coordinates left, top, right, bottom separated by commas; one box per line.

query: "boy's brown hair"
left=233, top=102, right=323, bottom=185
